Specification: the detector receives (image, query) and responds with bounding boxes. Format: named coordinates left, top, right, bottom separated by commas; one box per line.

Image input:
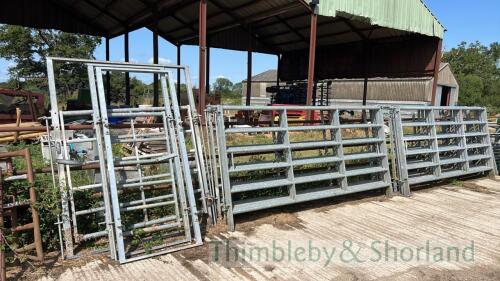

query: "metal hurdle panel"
left=208, top=105, right=392, bottom=231
left=390, top=106, right=497, bottom=195
left=46, top=57, right=204, bottom=263
left=89, top=65, right=202, bottom=263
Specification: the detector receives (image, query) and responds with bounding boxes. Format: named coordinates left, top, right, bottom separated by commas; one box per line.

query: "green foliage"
left=442, top=41, right=500, bottom=113
left=212, top=77, right=233, bottom=95
left=5, top=142, right=62, bottom=252
left=0, top=25, right=101, bottom=98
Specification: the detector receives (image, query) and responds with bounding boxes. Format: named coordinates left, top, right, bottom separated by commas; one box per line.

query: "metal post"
left=0, top=169, right=5, bottom=281
left=431, top=39, right=443, bottom=105
left=177, top=44, right=181, bottom=104
left=198, top=0, right=207, bottom=114
left=306, top=1, right=318, bottom=106
left=105, top=37, right=111, bottom=105
left=276, top=54, right=281, bottom=90
left=124, top=32, right=131, bottom=106
left=206, top=45, right=210, bottom=97
left=246, top=28, right=253, bottom=107
left=153, top=30, right=159, bottom=106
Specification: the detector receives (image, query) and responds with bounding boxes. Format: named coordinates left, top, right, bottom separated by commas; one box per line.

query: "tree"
left=0, top=25, right=101, bottom=97
left=212, top=77, right=233, bottom=95
left=442, top=41, right=500, bottom=113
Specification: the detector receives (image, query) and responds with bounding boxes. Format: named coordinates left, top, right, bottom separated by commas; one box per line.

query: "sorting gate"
left=207, top=105, right=392, bottom=231
left=390, top=106, right=497, bottom=196
left=46, top=58, right=203, bottom=263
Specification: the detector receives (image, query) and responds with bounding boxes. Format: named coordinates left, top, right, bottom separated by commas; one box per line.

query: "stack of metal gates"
left=389, top=106, right=498, bottom=196
left=46, top=58, right=206, bottom=263
left=205, top=105, right=392, bottom=231
left=205, top=105, right=497, bottom=231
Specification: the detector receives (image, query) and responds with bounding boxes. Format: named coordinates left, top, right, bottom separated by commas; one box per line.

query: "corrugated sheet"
left=330, top=77, right=433, bottom=102
left=319, top=0, right=445, bottom=38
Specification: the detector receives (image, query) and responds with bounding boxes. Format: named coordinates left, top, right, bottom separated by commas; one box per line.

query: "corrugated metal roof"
left=319, top=0, right=445, bottom=38
left=0, top=0, right=444, bottom=53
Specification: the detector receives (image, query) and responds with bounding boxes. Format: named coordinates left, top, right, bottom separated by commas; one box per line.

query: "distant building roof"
left=243, top=70, right=278, bottom=83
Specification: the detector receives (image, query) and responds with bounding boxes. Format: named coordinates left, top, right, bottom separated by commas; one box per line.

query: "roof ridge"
left=419, top=0, right=446, bottom=31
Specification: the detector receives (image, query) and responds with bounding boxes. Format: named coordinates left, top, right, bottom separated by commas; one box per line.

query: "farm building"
left=242, top=63, right=459, bottom=106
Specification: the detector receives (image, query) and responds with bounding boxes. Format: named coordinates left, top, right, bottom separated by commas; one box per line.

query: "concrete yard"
left=22, top=177, right=500, bottom=281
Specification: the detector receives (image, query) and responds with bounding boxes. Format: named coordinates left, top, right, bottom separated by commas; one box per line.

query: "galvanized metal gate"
left=206, top=105, right=392, bottom=231
left=389, top=106, right=498, bottom=196
left=46, top=58, right=204, bottom=263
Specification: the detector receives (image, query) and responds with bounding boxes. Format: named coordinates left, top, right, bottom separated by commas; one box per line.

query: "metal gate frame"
left=89, top=65, right=202, bottom=263
left=208, top=105, right=392, bottom=231
left=390, top=106, right=498, bottom=196
left=46, top=57, right=206, bottom=262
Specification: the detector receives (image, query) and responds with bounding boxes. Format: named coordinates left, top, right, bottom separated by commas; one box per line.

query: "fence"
left=389, top=106, right=497, bottom=196
left=206, top=105, right=392, bottom=231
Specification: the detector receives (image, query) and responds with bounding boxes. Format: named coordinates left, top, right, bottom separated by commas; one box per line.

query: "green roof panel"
left=319, top=0, right=445, bottom=38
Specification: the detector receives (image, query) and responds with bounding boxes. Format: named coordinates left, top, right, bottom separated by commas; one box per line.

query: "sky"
left=0, top=0, right=499, bottom=84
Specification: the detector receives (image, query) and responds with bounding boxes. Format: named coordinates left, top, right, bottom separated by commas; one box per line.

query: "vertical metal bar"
left=129, top=117, right=149, bottom=221
left=0, top=169, right=5, bottom=281
left=481, top=108, right=499, bottom=175
left=124, top=32, right=131, bottom=106
left=153, top=31, right=159, bottom=107
left=332, top=109, right=347, bottom=189
left=177, top=44, right=182, bottom=104
left=198, top=0, right=207, bottom=114
left=279, top=109, right=295, bottom=199
left=276, top=54, right=280, bottom=90
left=87, top=65, right=117, bottom=260
left=159, top=109, right=191, bottom=241
left=306, top=3, right=318, bottom=106
left=246, top=28, right=253, bottom=107
left=428, top=109, right=442, bottom=177
left=458, top=109, right=470, bottom=172
left=94, top=67, right=127, bottom=262
left=58, top=113, right=79, bottom=240
left=44, top=117, right=65, bottom=257
left=46, top=58, right=74, bottom=258
left=216, top=106, right=234, bottom=231
left=163, top=73, right=202, bottom=243
left=206, top=44, right=210, bottom=97
left=374, top=109, right=392, bottom=194
left=105, top=37, right=111, bottom=106
left=431, top=39, right=443, bottom=105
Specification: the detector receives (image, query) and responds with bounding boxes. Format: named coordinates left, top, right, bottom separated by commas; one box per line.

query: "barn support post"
left=124, top=32, right=130, bottom=106
left=431, top=39, right=443, bottom=105
left=198, top=0, right=207, bottom=114
left=153, top=30, right=159, bottom=106
left=177, top=44, right=181, bottom=104
left=306, top=1, right=318, bottom=107
left=276, top=54, right=280, bottom=90
left=246, top=27, right=253, bottom=107
left=206, top=44, right=210, bottom=97
left=105, top=36, right=110, bottom=105
left=362, top=42, right=370, bottom=123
